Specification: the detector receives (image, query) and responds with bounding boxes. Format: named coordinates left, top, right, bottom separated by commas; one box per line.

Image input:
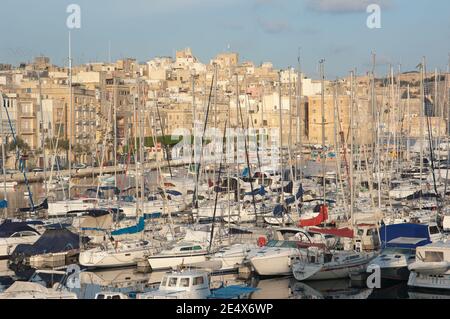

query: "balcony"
left=20, top=128, right=36, bottom=135
left=20, top=112, right=36, bottom=118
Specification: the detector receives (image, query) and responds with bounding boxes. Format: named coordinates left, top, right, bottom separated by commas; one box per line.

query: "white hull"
left=293, top=259, right=369, bottom=281
left=249, top=248, right=300, bottom=276
left=47, top=200, right=96, bottom=216
left=0, top=236, right=40, bottom=258
left=79, top=248, right=150, bottom=268
left=408, top=271, right=450, bottom=290
left=148, top=253, right=208, bottom=270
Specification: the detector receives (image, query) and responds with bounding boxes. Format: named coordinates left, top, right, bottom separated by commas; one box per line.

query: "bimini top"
left=380, top=223, right=431, bottom=249
left=0, top=221, right=40, bottom=238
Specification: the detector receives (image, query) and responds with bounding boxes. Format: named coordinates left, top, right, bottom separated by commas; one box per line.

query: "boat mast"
left=319, top=59, right=326, bottom=205
left=113, top=77, right=117, bottom=188
left=419, top=57, right=425, bottom=209
left=0, top=94, right=7, bottom=217
left=350, top=70, right=355, bottom=225
left=278, top=71, right=285, bottom=217
left=68, top=31, right=73, bottom=200
left=37, top=72, right=47, bottom=197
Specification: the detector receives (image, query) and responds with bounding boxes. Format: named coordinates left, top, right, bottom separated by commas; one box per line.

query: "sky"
left=0, top=0, right=449, bottom=78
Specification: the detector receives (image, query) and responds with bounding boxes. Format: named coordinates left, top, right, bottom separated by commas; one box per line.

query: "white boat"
left=136, top=270, right=211, bottom=299
left=368, top=223, right=435, bottom=281
left=248, top=241, right=302, bottom=276
left=247, top=227, right=331, bottom=276
left=47, top=198, right=97, bottom=217
left=389, top=185, right=420, bottom=200
left=408, top=241, right=450, bottom=290
left=292, top=248, right=374, bottom=281
left=147, top=242, right=209, bottom=271
left=79, top=240, right=155, bottom=268
left=0, top=270, right=77, bottom=299
left=0, top=222, right=41, bottom=258
left=209, top=243, right=256, bottom=272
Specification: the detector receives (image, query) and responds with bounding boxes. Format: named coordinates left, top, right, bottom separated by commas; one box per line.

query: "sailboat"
left=292, top=247, right=374, bottom=281
left=79, top=239, right=155, bottom=269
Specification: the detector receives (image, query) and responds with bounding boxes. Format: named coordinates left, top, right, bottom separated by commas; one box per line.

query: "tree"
left=8, top=137, right=30, bottom=152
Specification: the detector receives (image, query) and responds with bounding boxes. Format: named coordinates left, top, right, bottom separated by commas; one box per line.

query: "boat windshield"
left=381, top=247, right=415, bottom=256
left=265, top=240, right=297, bottom=248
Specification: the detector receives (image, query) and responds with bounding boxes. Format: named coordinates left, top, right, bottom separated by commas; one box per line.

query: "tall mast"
left=113, top=77, right=117, bottom=188
left=319, top=59, right=326, bottom=205
left=0, top=94, right=7, bottom=217
left=350, top=70, right=355, bottom=225
left=37, top=72, right=47, bottom=196
left=68, top=31, right=73, bottom=199
left=419, top=57, right=425, bottom=208
left=407, top=84, right=411, bottom=162
left=297, top=50, right=303, bottom=183
left=278, top=71, right=285, bottom=208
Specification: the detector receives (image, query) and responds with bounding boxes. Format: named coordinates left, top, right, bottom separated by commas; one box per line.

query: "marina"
left=0, top=0, right=449, bottom=304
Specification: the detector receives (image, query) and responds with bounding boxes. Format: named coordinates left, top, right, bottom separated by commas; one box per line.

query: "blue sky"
left=0, top=0, right=449, bottom=78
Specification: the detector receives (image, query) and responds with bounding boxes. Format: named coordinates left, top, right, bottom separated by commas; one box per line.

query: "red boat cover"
left=298, top=205, right=328, bottom=227
left=308, top=227, right=354, bottom=238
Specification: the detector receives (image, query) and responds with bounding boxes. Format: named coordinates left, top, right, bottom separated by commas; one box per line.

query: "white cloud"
left=306, top=0, right=392, bottom=13
left=257, top=18, right=291, bottom=34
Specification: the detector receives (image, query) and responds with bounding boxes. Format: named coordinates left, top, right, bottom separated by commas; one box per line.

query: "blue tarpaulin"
left=296, top=184, right=304, bottom=200
left=380, top=223, right=431, bottom=249
left=111, top=216, right=145, bottom=236
left=166, top=190, right=182, bottom=196
left=0, top=200, right=7, bottom=209
left=245, top=186, right=266, bottom=196
left=273, top=204, right=287, bottom=217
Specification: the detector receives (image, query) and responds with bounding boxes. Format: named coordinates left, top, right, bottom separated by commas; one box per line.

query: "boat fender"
left=257, top=236, right=267, bottom=247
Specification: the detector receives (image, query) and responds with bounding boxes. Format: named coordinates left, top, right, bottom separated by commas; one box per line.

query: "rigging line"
left=193, top=75, right=215, bottom=209
left=155, top=101, right=173, bottom=178
left=208, top=120, right=228, bottom=253
left=236, top=79, right=259, bottom=221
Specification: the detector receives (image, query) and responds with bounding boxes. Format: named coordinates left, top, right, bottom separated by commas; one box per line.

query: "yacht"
left=292, top=247, right=375, bottom=281
left=0, top=221, right=41, bottom=258
left=136, top=269, right=256, bottom=299
left=136, top=270, right=212, bottom=299
left=408, top=241, right=450, bottom=290
left=208, top=243, right=256, bottom=272
left=79, top=239, right=155, bottom=268
left=368, top=223, right=432, bottom=281
left=247, top=227, right=333, bottom=276
left=147, top=242, right=209, bottom=271
left=0, top=269, right=77, bottom=299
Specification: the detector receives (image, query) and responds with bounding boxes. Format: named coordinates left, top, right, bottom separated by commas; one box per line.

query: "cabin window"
left=21, top=232, right=36, bottom=237
left=357, top=229, right=364, bottom=236
left=97, top=294, right=105, bottom=299
left=160, top=277, right=167, bottom=287
left=180, top=247, right=193, bottom=251
left=366, top=229, right=376, bottom=236
left=112, top=295, right=121, bottom=299
left=424, top=251, right=444, bottom=262
left=193, top=246, right=202, bottom=250
left=429, top=226, right=440, bottom=235
left=180, top=278, right=190, bottom=287
left=168, top=277, right=178, bottom=287
left=193, top=276, right=204, bottom=286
